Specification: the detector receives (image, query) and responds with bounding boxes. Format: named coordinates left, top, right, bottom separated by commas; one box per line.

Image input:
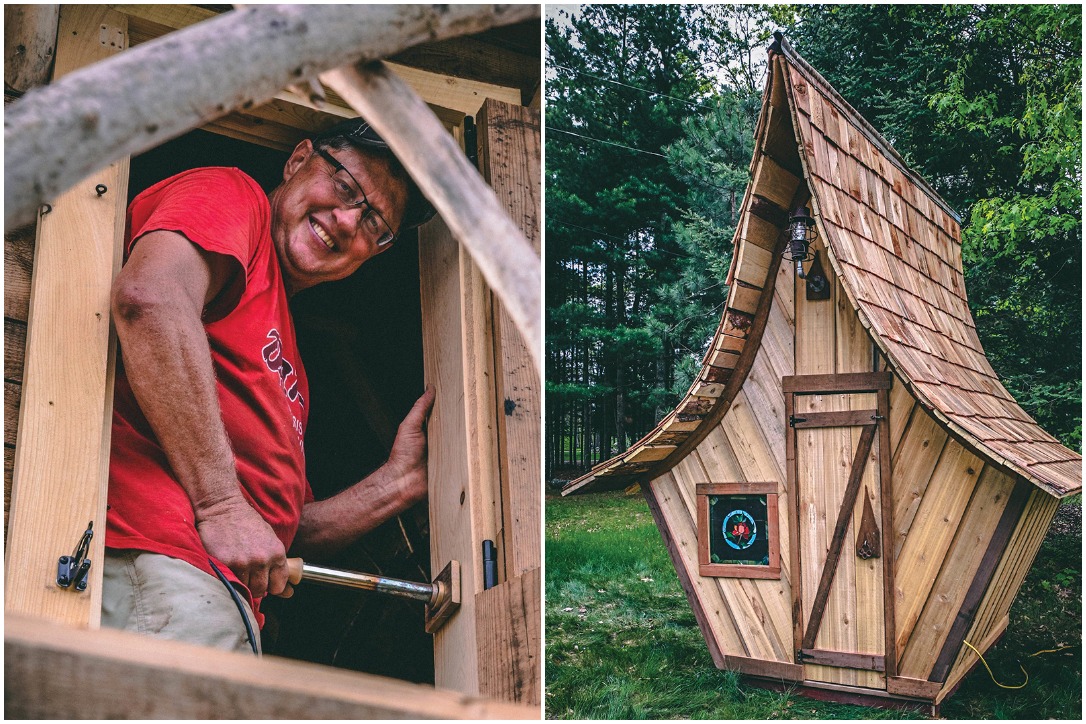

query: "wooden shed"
left=6, top=5, right=540, bottom=717
left=563, top=33, right=1081, bottom=711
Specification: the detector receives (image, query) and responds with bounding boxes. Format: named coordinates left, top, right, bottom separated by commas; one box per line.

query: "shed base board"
left=735, top=674, right=938, bottom=715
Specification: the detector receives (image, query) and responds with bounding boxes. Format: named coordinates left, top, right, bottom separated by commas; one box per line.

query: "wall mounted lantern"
left=784, top=205, right=817, bottom=279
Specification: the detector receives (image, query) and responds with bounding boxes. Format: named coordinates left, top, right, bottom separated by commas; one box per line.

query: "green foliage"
left=546, top=5, right=774, bottom=471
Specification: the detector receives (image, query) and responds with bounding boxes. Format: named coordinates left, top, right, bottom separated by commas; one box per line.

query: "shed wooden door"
left=785, top=372, right=894, bottom=689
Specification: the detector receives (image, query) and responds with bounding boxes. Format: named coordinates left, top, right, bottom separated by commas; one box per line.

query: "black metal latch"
left=57, top=521, right=94, bottom=591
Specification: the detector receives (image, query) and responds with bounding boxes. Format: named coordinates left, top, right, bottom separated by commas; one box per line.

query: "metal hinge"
left=57, top=521, right=94, bottom=591
left=464, top=116, right=478, bottom=169
left=789, top=415, right=807, bottom=427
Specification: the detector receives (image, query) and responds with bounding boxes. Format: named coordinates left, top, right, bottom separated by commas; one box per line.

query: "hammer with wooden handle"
left=283, top=557, right=460, bottom=634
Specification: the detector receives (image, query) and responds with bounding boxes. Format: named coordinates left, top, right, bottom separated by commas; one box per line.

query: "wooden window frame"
left=696, top=482, right=781, bottom=579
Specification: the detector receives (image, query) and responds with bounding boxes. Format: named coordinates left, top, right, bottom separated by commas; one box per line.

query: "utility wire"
left=550, top=63, right=715, bottom=111
left=549, top=127, right=667, bottom=158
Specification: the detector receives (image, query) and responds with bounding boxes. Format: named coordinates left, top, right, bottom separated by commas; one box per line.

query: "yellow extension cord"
left=962, top=640, right=1077, bottom=690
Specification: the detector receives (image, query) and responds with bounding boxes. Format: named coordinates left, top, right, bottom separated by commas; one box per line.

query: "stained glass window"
left=696, top=482, right=780, bottom=578
left=709, top=493, right=770, bottom=566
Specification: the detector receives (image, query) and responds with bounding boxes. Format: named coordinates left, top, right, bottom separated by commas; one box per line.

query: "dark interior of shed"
left=129, top=129, right=433, bottom=683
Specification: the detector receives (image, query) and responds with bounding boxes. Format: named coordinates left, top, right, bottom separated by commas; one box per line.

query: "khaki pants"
left=101, top=549, right=261, bottom=654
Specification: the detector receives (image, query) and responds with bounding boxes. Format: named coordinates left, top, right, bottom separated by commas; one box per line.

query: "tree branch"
left=4, top=4, right=538, bottom=230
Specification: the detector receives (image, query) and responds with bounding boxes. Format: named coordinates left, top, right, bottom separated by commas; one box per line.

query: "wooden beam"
left=477, top=99, right=541, bottom=582
left=3, top=5, right=60, bottom=94
left=799, top=648, right=885, bottom=672
left=5, top=4, right=540, bottom=229
left=783, top=371, right=892, bottom=394
left=877, top=388, right=898, bottom=679
left=388, top=61, right=522, bottom=117
left=322, top=61, right=541, bottom=374
left=4, top=4, right=129, bottom=628
left=118, top=5, right=529, bottom=116
left=389, top=35, right=539, bottom=98
left=790, top=409, right=879, bottom=428
left=722, top=653, right=804, bottom=681
left=5, top=615, right=536, bottom=719
left=886, top=676, right=942, bottom=700
left=419, top=217, right=493, bottom=696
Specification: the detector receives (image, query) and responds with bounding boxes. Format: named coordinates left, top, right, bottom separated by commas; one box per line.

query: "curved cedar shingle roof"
left=564, top=35, right=1081, bottom=499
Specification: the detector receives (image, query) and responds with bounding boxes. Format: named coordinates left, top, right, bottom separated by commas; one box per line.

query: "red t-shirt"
left=106, top=167, right=312, bottom=623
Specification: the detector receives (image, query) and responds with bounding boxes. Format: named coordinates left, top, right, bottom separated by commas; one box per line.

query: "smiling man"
left=103, top=119, right=436, bottom=654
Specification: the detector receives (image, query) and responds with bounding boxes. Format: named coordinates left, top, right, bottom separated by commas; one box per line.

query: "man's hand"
left=292, top=385, right=436, bottom=558
left=385, top=385, right=437, bottom=508
left=196, top=495, right=288, bottom=599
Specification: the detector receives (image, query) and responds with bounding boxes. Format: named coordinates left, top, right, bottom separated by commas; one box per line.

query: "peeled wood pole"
left=4, top=5, right=60, bottom=93
left=322, top=62, right=542, bottom=373
left=4, top=3, right=539, bottom=230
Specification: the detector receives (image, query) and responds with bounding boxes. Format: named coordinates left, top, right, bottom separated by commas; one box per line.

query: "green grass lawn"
left=545, top=490, right=1081, bottom=719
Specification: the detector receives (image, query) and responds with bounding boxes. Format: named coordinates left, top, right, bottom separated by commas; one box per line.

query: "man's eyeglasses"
left=314, top=147, right=397, bottom=247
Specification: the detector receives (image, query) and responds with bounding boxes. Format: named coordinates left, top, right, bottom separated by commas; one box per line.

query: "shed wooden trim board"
left=562, top=35, right=1080, bottom=500
left=5, top=614, right=537, bottom=720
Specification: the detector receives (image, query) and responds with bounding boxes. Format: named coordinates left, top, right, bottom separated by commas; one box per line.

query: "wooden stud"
left=742, top=213, right=782, bottom=252
left=785, top=391, right=803, bottom=658
left=734, top=241, right=775, bottom=288
left=624, top=445, right=677, bottom=464
left=420, top=218, right=483, bottom=694
left=877, top=388, right=897, bottom=679
left=4, top=5, right=130, bottom=628
left=885, top=676, right=942, bottom=700
left=477, top=99, right=541, bottom=582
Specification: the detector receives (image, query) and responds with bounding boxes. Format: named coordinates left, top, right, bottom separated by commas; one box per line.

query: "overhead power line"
left=548, top=127, right=667, bottom=158
left=550, top=63, right=714, bottom=111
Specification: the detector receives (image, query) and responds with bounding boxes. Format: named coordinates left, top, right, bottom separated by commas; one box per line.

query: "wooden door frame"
left=783, top=371, right=898, bottom=679
left=418, top=99, right=540, bottom=705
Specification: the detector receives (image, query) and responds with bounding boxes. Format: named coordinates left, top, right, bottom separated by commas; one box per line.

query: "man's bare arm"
left=111, top=230, right=289, bottom=598
left=293, top=386, right=435, bottom=558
